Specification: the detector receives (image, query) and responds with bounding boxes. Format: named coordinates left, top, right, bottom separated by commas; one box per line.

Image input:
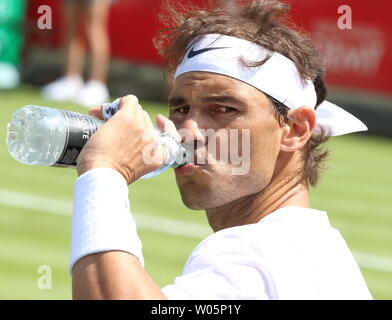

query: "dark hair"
left=155, top=0, right=330, bottom=187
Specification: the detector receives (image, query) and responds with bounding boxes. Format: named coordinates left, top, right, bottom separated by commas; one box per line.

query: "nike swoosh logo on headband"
left=187, top=46, right=230, bottom=59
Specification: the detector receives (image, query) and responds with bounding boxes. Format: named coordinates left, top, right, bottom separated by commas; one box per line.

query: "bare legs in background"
left=42, top=0, right=111, bottom=107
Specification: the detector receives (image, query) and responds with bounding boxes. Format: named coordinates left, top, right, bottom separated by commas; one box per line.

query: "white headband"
left=174, top=34, right=367, bottom=136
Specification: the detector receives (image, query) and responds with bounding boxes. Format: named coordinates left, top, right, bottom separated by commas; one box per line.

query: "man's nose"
left=178, top=117, right=208, bottom=158
left=178, top=117, right=208, bottom=153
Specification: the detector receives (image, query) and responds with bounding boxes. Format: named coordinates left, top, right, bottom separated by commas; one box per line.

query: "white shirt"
left=162, top=206, right=373, bottom=300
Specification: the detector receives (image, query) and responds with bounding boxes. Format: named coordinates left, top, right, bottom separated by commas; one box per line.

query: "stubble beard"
left=176, top=164, right=265, bottom=211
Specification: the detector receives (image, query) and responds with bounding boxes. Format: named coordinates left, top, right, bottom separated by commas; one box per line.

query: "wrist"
left=70, top=168, right=144, bottom=274
left=77, top=159, right=131, bottom=184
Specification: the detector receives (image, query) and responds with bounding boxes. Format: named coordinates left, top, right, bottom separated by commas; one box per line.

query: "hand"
left=77, top=95, right=179, bottom=184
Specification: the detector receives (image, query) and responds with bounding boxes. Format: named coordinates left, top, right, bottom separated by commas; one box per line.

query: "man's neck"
left=205, top=171, right=309, bottom=232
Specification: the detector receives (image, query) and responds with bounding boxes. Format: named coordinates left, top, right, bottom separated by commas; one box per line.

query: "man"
left=70, top=0, right=372, bottom=299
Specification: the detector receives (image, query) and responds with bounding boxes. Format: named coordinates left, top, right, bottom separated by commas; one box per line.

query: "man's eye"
left=216, top=106, right=237, bottom=113
left=173, top=106, right=190, bottom=114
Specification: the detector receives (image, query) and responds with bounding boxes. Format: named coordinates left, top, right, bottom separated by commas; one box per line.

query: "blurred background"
left=0, top=0, right=391, bottom=299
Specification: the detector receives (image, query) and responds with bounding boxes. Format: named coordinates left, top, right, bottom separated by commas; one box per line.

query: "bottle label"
left=101, top=98, right=120, bottom=120
left=55, top=111, right=100, bottom=167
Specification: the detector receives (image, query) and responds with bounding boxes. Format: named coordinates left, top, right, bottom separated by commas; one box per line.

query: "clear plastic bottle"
left=6, top=104, right=186, bottom=179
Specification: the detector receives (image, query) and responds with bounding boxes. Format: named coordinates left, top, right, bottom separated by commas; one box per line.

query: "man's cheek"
left=229, top=129, right=250, bottom=176
left=204, top=128, right=251, bottom=174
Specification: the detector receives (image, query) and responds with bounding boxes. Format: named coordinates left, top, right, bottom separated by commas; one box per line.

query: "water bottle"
left=6, top=100, right=187, bottom=179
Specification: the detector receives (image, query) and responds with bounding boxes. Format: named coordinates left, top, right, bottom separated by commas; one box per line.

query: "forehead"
left=170, top=71, right=268, bottom=102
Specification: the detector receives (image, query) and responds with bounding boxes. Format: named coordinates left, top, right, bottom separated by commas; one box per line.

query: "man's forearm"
left=70, top=168, right=166, bottom=299
left=69, top=98, right=180, bottom=300
left=72, top=251, right=166, bottom=300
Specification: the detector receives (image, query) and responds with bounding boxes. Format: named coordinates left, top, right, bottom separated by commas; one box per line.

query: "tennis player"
left=69, top=0, right=372, bottom=299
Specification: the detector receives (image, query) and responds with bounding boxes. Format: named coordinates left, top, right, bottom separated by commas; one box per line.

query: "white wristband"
left=69, top=168, right=144, bottom=274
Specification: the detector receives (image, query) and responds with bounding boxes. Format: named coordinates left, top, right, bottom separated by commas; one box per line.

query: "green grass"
left=0, top=85, right=391, bottom=299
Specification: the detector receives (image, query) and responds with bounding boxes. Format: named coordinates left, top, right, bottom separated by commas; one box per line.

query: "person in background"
left=42, top=0, right=112, bottom=107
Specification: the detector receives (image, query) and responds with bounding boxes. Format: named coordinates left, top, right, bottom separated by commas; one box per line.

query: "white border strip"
left=0, top=189, right=391, bottom=273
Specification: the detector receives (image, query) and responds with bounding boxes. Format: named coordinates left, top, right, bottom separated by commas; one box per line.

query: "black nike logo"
left=187, top=46, right=230, bottom=59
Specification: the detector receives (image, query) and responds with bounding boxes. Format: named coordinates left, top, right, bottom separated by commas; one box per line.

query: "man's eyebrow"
left=168, top=94, right=246, bottom=108
left=168, top=96, right=186, bottom=108
left=201, top=95, right=246, bottom=107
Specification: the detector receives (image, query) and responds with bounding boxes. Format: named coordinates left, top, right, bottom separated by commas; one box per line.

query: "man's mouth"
left=174, top=147, right=215, bottom=176
left=174, top=163, right=198, bottom=176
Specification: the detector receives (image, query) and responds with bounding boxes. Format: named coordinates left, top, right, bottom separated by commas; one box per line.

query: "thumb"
left=118, top=95, right=139, bottom=112
left=156, top=114, right=181, bottom=143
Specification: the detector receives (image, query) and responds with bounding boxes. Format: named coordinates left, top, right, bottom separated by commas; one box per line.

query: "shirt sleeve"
left=161, top=231, right=273, bottom=300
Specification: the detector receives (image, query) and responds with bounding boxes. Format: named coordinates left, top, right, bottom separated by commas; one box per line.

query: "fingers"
left=156, top=114, right=181, bottom=143
left=117, top=95, right=145, bottom=121
left=88, top=106, right=105, bottom=120
left=90, top=95, right=139, bottom=121
left=118, top=95, right=139, bottom=111
left=156, top=114, right=165, bottom=131
left=95, top=95, right=155, bottom=131
left=143, top=110, right=151, bottom=127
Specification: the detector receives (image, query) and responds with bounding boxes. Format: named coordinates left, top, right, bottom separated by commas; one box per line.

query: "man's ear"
left=280, top=107, right=316, bottom=152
